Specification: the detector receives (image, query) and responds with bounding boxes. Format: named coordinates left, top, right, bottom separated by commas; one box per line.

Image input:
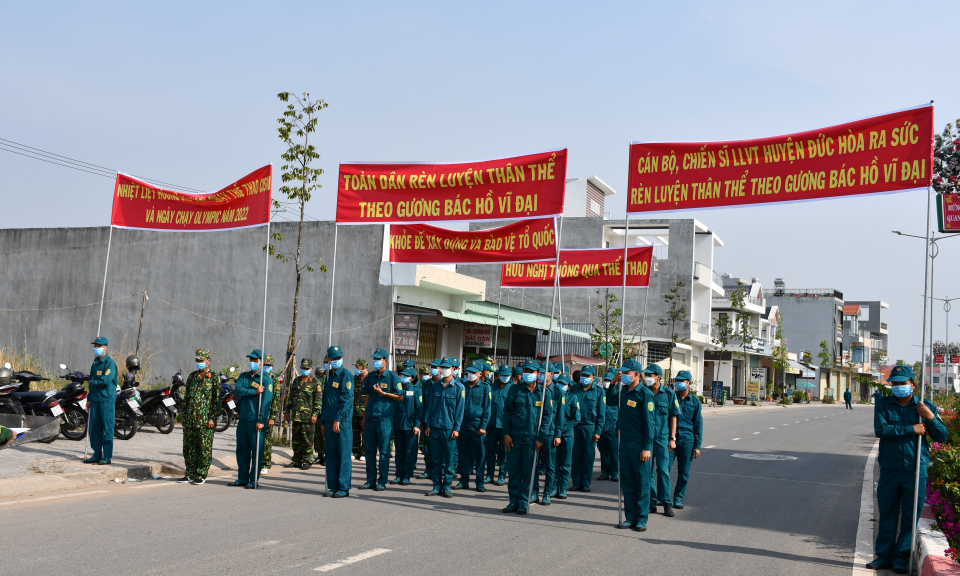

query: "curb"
left=917, top=511, right=960, bottom=576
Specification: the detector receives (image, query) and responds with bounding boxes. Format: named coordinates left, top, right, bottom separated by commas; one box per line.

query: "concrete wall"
left=765, top=294, right=842, bottom=361
left=459, top=217, right=697, bottom=343
left=0, top=222, right=391, bottom=380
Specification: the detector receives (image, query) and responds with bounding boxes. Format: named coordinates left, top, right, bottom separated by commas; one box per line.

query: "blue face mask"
left=430, top=368, right=440, bottom=377
left=422, top=375, right=430, bottom=381
left=499, top=375, right=510, bottom=383
left=620, top=373, right=633, bottom=385
left=556, top=383, right=568, bottom=392
left=675, top=382, right=688, bottom=391
left=94, top=347, right=106, bottom=357
left=195, top=362, right=207, bottom=371
left=299, top=369, right=310, bottom=376
left=264, top=366, right=273, bottom=374
left=249, top=362, right=260, bottom=371
left=538, top=374, right=545, bottom=383
left=330, top=359, right=343, bottom=369
left=353, top=368, right=361, bottom=376
left=580, top=376, right=591, bottom=386
left=401, top=376, right=411, bottom=384
left=892, top=384, right=913, bottom=398
left=373, top=360, right=384, bottom=370
left=522, top=373, right=536, bottom=384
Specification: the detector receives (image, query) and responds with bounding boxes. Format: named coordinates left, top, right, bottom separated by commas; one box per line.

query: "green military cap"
left=430, top=359, right=442, bottom=367
left=619, top=359, right=644, bottom=373
left=580, top=365, right=596, bottom=376
left=888, top=365, right=914, bottom=382
left=603, top=369, right=617, bottom=381
left=92, top=336, right=109, bottom=346
left=521, top=359, right=540, bottom=371
left=195, top=348, right=211, bottom=360
left=402, top=359, right=417, bottom=369
left=642, top=363, right=663, bottom=377
left=465, top=365, right=480, bottom=374
left=300, top=358, right=313, bottom=368
left=327, top=345, right=343, bottom=360
left=264, top=355, right=274, bottom=366
left=438, top=357, right=454, bottom=368
left=498, top=364, right=512, bottom=376
left=675, top=370, right=692, bottom=381
left=401, top=367, right=418, bottom=378
left=512, top=366, right=523, bottom=376
left=247, top=349, right=262, bottom=360
left=372, top=348, right=390, bottom=359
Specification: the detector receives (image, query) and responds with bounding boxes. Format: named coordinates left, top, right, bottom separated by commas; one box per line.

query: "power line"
left=0, top=136, right=206, bottom=193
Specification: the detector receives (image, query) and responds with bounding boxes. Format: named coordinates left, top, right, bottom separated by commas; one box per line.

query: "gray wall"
left=459, top=217, right=696, bottom=342
left=0, top=222, right=391, bottom=381
left=765, top=294, right=842, bottom=360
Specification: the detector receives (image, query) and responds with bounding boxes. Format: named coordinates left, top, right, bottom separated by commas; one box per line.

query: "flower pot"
left=732, top=398, right=745, bottom=405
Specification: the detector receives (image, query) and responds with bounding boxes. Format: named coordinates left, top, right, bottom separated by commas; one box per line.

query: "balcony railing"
left=692, top=321, right=711, bottom=337
left=762, top=288, right=843, bottom=299
left=713, top=287, right=765, bottom=307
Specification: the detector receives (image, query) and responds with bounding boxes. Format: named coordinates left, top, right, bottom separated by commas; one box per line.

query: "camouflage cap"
left=264, top=355, right=274, bottom=366
left=300, top=358, right=313, bottom=368
left=195, top=348, right=211, bottom=360
left=355, top=358, right=368, bottom=367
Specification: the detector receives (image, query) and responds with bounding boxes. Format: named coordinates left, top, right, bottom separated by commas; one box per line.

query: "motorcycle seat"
left=140, top=388, right=167, bottom=399
left=11, top=391, right=53, bottom=402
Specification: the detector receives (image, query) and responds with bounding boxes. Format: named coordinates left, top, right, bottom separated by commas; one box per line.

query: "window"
left=646, top=341, right=671, bottom=364
left=590, top=199, right=601, bottom=214
left=934, top=377, right=940, bottom=384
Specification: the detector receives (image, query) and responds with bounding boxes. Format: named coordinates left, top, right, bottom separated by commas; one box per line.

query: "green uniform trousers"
left=506, top=439, right=537, bottom=510
left=669, top=442, right=694, bottom=506
left=533, top=441, right=556, bottom=497
left=292, top=421, right=315, bottom=466
left=649, top=443, right=672, bottom=506
left=183, top=426, right=214, bottom=480
left=263, top=428, right=274, bottom=468
left=555, top=431, right=575, bottom=496
left=483, top=427, right=506, bottom=481
left=598, top=430, right=619, bottom=478
left=620, top=440, right=653, bottom=528
left=323, top=421, right=352, bottom=493
left=457, top=429, right=485, bottom=488
left=875, top=469, right=926, bottom=567
left=364, top=419, right=393, bottom=486
left=313, top=420, right=326, bottom=459
left=394, top=428, right=418, bottom=480
left=571, top=427, right=597, bottom=489
left=89, top=401, right=115, bottom=461
left=428, top=428, right=457, bottom=489
left=235, top=420, right=266, bottom=486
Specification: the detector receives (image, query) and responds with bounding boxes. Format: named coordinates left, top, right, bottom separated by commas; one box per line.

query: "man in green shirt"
left=85, top=336, right=118, bottom=465
left=228, top=349, right=273, bottom=489
left=179, top=348, right=220, bottom=484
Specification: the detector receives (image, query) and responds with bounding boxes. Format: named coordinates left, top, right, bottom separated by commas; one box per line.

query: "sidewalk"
left=700, top=400, right=830, bottom=417
left=0, top=424, right=293, bottom=497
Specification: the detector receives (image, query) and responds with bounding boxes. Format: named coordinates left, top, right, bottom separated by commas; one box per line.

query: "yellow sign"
left=747, top=381, right=760, bottom=401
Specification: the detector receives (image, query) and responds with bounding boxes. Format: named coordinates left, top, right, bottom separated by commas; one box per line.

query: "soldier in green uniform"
left=313, top=363, right=328, bottom=465
left=178, top=348, right=220, bottom=484
left=484, top=364, right=513, bottom=486
left=553, top=372, right=581, bottom=500
left=645, top=364, right=680, bottom=517
left=85, top=336, right=118, bottom=465
left=569, top=365, right=604, bottom=491
left=669, top=370, right=702, bottom=509
left=844, top=387, right=853, bottom=409
left=616, top=359, right=655, bottom=532
left=392, top=366, right=423, bottom=484
left=598, top=369, right=621, bottom=481
left=228, top=349, right=273, bottom=489
left=866, top=366, right=948, bottom=573
left=351, top=358, right=368, bottom=460
left=261, top=355, right=277, bottom=474
left=321, top=345, right=354, bottom=498
left=0, top=424, right=13, bottom=446
left=419, top=359, right=442, bottom=480
left=502, top=359, right=554, bottom=514
left=362, top=348, right=402, bottom=490
left=283, top=358, right=323, bottom=470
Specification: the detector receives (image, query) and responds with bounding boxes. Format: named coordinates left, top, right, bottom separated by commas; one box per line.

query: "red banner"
left=627, top=105, right=934, bottom=214
left=936, top=354, right=945, bottom=364
left=389, top=218, right=557, bottom=264
left=938, top=193, right=960, bottom=232
left=336, top=149, right=567, bottom=224
left=500, top=246, right=653, bottom=289
left=111, top=165, right=272, bottom=231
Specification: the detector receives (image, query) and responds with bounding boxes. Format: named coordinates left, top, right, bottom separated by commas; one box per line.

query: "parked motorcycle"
left=54, top=364, right=89, bottom=441
left=0, top=367, right=23, bottom=415
left=9, top=369, right=62, bottom=443
left=216, top=373, right=236, bottom=432
left=121, top=356, right=176, bottom=434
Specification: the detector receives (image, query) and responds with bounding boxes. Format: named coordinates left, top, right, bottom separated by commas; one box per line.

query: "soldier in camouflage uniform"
left=282, top=358, right=323, bottom=470
left=313, top=364, right=327, bottom=464
left=352, top=358, right=369, bottom=459
left=180, top=349, right=220, bottom=485
left=261, top=355, right=278, bottom=473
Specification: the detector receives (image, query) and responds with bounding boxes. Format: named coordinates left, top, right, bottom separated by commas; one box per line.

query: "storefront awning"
left=787, top=360, right=808, bottom=374
left=439, top=309, right=511, bottom=328
left=464, top=301, right=590, bottom=339
left=656, top=358, right=694, bottom=376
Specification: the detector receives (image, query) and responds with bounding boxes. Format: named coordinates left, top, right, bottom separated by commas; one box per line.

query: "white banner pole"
left=328, top=223, right=339, bottom=349
left=254, top=213, right=271, bottom=489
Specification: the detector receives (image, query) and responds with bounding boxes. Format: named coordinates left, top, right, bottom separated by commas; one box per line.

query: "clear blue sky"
left=2, top=1, right=958, bottom=364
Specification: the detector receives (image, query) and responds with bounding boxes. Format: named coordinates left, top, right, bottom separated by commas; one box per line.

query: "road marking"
left=704, top=445, right=715, bottom=449
left=128, top=482, right=177, bottom=490
left=731, top=438, right=741, bottom=441
left=783, top=424, right=788, bottom=426
left=795, top=421, right=800, bottom=423
left=315, top=549, right=391, bottom=572
left=769, top=427, right=776, bottom=429
left=752, top=432, right=761, bottom=435
left=852, top=441, right=880, bottom=575
left=805, top=419, right=810, bottom=421
left=0, top=490, right=109, bottom=506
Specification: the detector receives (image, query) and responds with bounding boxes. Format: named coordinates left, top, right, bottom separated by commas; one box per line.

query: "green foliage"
left=730, top=287, right=754, bottom=395
left=590, top=290, right=623, bottom=371
left=792, top=390, right=807, bottom=403
left=657, top=281, right=688, bottom=381
left=818, top=339, right=833, bottom=368
left=770, top=318, right=789, bottom=398
left=933, top=119, right=960, bottom=193
left=822, top=395, right=836, bottom=404
left=895, top=359, right=906, bottom=365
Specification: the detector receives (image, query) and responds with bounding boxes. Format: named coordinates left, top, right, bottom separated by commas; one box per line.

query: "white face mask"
left=467, top=373, right=479, bottom=382
left=601, top=380, right=611, bottom=389
left=441, top=368, right=453, bottom=378
left=644, top=377, right=656, bottom=386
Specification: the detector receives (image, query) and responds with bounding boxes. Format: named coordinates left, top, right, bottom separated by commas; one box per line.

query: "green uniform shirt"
left=874, top=395, right=948, bottom=473
left=651, top=385, right=681, bottom=445
left=284, top=375, right=323, bottom=422
left=502, top=383, right=555, bottom=444
left=617, top=384, right=656, bottom=449
left=235, top=370, right=274, bottom=424
left=88, top=354, right=118, bottom=404
left=182, top=368, right=220, bottom=428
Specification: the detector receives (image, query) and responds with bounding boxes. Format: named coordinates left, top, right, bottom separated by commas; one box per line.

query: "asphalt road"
left=0, top=403, right=875, bottom=576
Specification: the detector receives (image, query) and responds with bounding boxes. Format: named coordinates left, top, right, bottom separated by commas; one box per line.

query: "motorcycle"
left=122, top=356, right=176, bottom=434
left=216, top=373, right=236, bottom=432
left=9, top=369, right=62, bottom=443
left=114, top=385, right=139, bottom=440
left=53, top=364, right=89, bottom=440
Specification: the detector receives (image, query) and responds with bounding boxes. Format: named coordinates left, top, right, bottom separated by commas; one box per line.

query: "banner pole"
left=635, top=281, right=651, bottom=362
left=526, top=215, right=563, bottom=511
left=254, top=215, right=271, bottom=490
left=909, top=182, right=934, bottom=574
left=96, top=226, right=114, bottom=336
left=328, top=223, right=339, bottom=349
left=558, top=289, right=565, bottom=370
left=616, top=216, right=630, bottom=524
left=494, top=288, right=503, bottom=364
left=135, top=291, right=148, bottom=356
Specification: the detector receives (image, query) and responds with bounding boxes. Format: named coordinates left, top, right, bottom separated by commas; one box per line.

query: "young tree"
left=591, top=290, right=623, bottom=371
left=657, top=281, right=689, bottom=382
left=268, top=92, right=329, bottom=372
left=770, top=318, right=789, bottom=399
left=817, top=339, right=834, bottom=368
left=711, top=313, right=733, bottom=404
left=731, top=287, right=755, bottom=397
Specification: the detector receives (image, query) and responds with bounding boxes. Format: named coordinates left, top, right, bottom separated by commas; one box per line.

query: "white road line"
left=769, top=427, right=776, bottom=429
left=0, top=490, right=109, bottom=506
left=753, top=432, right=761, bottom=435
left=315, top=549, right=391, bottom=572
left=852, top=441, right=880, bottom=575
left=783, top=424, right=788, bottom=426
left=128, top=482, right=178, bottom=490
left=704, top=445, right=716, bottom=449
left=795, top=421, right=799, bottom=423
left=731, top=438, right=741, bottom=441
left=805, top=419, right=810, bottom=421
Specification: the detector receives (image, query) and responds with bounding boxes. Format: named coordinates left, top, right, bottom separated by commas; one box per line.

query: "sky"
left=2, top=0, right=959, bottom=364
